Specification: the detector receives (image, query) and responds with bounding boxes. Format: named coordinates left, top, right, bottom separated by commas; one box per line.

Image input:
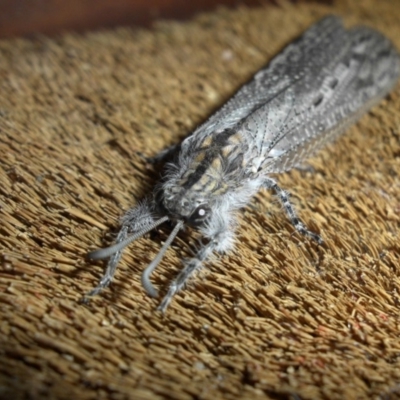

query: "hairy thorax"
left=161, top=128, right=250, bottom=223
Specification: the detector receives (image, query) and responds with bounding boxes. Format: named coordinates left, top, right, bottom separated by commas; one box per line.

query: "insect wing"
left=260, top=27, right=400, bottom=173
left=185, top=15, right=347, bottom=148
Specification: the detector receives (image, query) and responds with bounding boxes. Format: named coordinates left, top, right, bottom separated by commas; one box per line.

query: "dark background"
left=0, top=0, right=277, bottom=38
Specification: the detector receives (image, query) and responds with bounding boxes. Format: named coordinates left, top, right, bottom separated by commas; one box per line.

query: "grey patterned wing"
left=261, top=26, right=400, bottom=173
left=186, top=16, right=348, bottom=145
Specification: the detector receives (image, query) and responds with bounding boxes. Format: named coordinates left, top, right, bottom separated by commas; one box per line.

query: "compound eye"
left=196, top=207, right=207, bottom=218
left=188, top=205, right=209, bottom=226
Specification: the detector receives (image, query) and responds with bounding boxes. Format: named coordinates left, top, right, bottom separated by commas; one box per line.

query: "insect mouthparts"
left=141, top=220, right=184, bottom=298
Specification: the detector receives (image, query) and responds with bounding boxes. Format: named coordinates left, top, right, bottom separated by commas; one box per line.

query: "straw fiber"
left=1, top=0, right=400, bottom=399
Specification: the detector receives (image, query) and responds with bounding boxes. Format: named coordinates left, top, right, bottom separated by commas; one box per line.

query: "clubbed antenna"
left=87, top=216, right=169, bottom=260
left=141, top=220, right=184, bottom=298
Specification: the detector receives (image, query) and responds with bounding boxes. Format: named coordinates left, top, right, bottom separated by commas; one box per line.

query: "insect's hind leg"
left=263, top=177, right=323, bottom=244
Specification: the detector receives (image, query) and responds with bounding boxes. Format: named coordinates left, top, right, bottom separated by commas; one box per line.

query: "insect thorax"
left=159, top=127, right=253, bottom=225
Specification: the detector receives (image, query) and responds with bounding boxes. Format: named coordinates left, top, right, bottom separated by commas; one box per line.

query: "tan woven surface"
left=1, top=0, right=400, bottom=399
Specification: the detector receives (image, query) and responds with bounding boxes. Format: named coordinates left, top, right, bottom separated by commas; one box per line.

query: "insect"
left=86, top=16, right=399, bottom=312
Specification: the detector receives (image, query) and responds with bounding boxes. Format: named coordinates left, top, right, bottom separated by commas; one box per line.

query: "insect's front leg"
left=86, top=225, right=129, bottom=297
left=158, top=217, right=234, bottom=312
left=86, top=199, right=156, bottom=298
left=263, top=177, right=323, bottom=244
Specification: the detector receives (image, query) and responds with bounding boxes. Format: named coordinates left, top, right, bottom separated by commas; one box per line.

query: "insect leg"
left=263, top=177, right=322, bottom=244
left=86, top=199, right=157, bottom=297
left=158, top=226, right=233, bottom=312
left=86, top=226, right=129, bottom=297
